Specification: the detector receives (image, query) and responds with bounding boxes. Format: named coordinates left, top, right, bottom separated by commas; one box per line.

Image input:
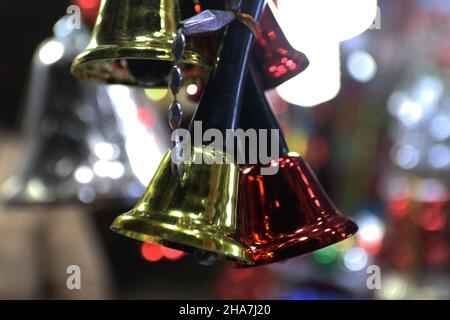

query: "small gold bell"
left=111, top=148, right=254, bottom=264
left=71, top=0, right=214, bottom=87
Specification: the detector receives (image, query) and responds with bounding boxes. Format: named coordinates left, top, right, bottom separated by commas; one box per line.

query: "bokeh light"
left=347, top=50, right=377, bottom=82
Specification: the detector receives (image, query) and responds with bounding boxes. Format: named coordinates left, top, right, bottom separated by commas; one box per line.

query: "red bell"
left=200, top=0, right=309, bottom=90
left=253, top=1, right=309, bottom=89
left=237, top=154, right=358, bottom=266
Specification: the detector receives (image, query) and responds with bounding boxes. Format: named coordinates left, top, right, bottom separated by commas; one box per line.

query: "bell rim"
left=236, top=214, right=359, bottom=268
left=110, top=212, right=255, bottom=265
left=71, top=45, right=212, bottom=86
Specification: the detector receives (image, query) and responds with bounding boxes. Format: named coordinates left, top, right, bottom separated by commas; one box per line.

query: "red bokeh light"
left=161, top=246, right=185, bottom=261
left=358, top=238, right=383, bottom=256
left=77, top=0, right=99, bottom=10
left=388, top=197, right=411, bottom=219
left=75, top=0, right=101, bottom=26
left=137, top=107, right=156, bottom=128
left=392, top=245, right=415, bottom=268
left=227, top=267, right=255, bottom=283
left=425, top=239, right=448, bottom=265
left=419, top=206, right=447, bottom=232
left=141, top=243, right=164, bottom=262
left=141, top=243, right=185, bottom=262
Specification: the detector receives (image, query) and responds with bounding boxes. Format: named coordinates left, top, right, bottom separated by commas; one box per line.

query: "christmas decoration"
left=110, top=148, right=247, bottom=263
left=111, top=0, right=266, bottom=266
left=71, top=0, right=309, bottom=90
left=0, top=16, right=144, bottom=207
left=110, top=1, right=358, bottom=267
left=235, top=62, right=358, bottom=266
left=71, top=0, right=212, bottom=87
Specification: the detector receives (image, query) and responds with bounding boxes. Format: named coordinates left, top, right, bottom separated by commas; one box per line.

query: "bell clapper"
left=194, top=249, right=218, bottom=266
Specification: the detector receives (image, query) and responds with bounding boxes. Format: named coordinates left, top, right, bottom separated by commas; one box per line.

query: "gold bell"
left=110, top=148, right=253, bottom=264
left=111, top=0, right=265, bottom=265
left=71, top=0, right=214, bottom=87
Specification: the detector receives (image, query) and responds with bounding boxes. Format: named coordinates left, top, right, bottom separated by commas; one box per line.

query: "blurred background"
left=0, top=0, right=449, bottom=299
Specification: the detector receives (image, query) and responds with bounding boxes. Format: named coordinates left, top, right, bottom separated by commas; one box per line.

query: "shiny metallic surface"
left=172, top=30, right=186, bottom=63
left=188, top=0, right=265, bottom=138
left=112, top=0, right=265, bottom=264
left=168, top=66, right=182, bottom=95
left=254, top=1, right=310, bottom=89
left=237, top=155, right=359, bottom=266
left=71, top=0, right=214, bottom=87
left=0, top=17, right=145, bottom=208
left=110, top=148, right=253, bottom=264
left=200, top=0, right=309, bottom=90
left=104, top=85, right=169, bottom=188
left=180, top=10, right=235, bottom=35
left=168, top=100, right=183, bottom=130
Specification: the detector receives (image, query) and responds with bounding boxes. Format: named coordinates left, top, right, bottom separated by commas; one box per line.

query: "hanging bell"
left=110, top=147, right=252, bottom=263
left=237, top=154, right=359, bottom=266
left=235, top=62, right=358, bottom=267
left=204, top=0, right=309, bottom=90
left=0, top=16, right=149, bottom=207
left=253, top=0, right=309, bottom=90
left=71, top=0, right=215, bottom=87
left=110, top=0, right=267, bottom=264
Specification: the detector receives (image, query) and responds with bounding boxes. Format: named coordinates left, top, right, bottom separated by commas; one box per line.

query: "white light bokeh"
left=275, top=0, right=378, bottom=107
left=343, top=247, right=369, bottom=271
left=413, top=76, right=443, bottom=111
left=356, top=212, right=385, bottom=243
left=277, top=0, right=378, bottom=45
left=277, top=43, right=341, bottom=107
left=39, top=40, right=65, bottom=65
left=93, top=160, right=125, bottom=179
left=25, top=179, right=47, bottom=201
left=414, top=178, right=449, bottom=202
left=107, top=86, right=164, bottom=186
left=394, top=144, right=420, bottom=169
left=74, top=166, right=94, bottom=184
left=94, top=142, right=120, bottom=161
left=430, top=114, right=450, bottom=141
left=387, top=91, right=408, bottom=117
left=377, top=275, right=408, bottom=300
left=428, top=144, right=450, bottom=169
left=397, top=100, right=423, bottom=127
left=78, top=186, right=96, bottom=204
left=186, top=84, right=199, bottom=96
left=347, top=50, right=377, bottom=82
left=54, top=158, right=74, bottom=178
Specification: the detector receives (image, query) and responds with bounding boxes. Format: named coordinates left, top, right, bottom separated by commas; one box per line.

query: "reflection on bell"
left=71, top=0, right=214, bottom=87
left=0, top=16, right=147, bottom=207
left=212, top=0, right=309, bottom=89
left=254, top=0, right=309, bottom=89
left=110, top=148, right=253, bottom=264
left=237, top=154, right=358, bottom=266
